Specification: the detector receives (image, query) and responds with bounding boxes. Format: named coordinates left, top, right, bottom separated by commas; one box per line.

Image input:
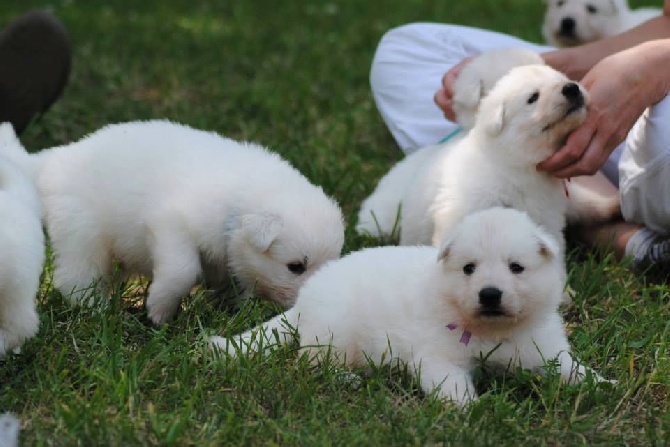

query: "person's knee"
left=371, top=23, right=449, bottom=92
left=377, top=22, right=430, bottom=46
left=371, top=23, right=421, bottom=86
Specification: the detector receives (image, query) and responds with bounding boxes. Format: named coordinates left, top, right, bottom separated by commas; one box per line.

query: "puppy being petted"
left=213, top=208, right=612, bottom=406
left=358, top=61, right=618, bottom=248
left=0, top=123, right=44, bottom=355
left=0, top=120, right=344, bottom=325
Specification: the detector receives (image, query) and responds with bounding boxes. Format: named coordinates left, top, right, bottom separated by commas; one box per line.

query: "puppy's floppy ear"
left=534, top=229, right=560, bottom=260
left=0, top=122, right=18, bottom=145
left=483, top=101, right=506, bottom=136
left=607, top=0, right=621, bottom=14
left=241, top=213, right=283, bottom=252
left=437, top=239, right=454, bottom=262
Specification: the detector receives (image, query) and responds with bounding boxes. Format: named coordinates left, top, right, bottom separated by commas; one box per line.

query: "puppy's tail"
left=565, top=180, right=621, bottom=225
left=0, top=122, right=40, bottom=180
left=209, top=308, right=299, bottom=358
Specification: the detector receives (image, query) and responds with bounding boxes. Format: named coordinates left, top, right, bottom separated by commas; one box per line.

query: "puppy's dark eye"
left=287, top=262, right=306, bottom=275
left=586, top=4, right=597, bottom=13
left=527, top=92, right=539, bottom=104
left=557, top=0, right=565, bottom=6
left=509, top=262, right=525, bottom=274
left=463, top=263, right=476, bottom=276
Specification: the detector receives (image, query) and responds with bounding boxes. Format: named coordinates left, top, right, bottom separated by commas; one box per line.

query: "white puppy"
left=0, top=124, right=45, bottom=355
left=0, top=120, right=344, bottom=325
left=357, top=63, right=618, bottom=251
left=452, top=48, right=544, bottom=129
left=212, top=208, right=611, bottom=406
left=542, top=0, right=661, bottom=47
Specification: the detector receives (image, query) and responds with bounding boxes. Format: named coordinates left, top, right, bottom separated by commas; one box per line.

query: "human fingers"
left=536, top=115, right=597, bottom=175
left=550, top=137, right=610, bottom=177
left=434, top=88, right=456, bottom=121
left=553, top=126, right=622, bottom=177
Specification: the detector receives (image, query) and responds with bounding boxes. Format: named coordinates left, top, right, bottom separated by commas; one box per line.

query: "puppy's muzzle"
left=561, top=82, right=584, bottom=108
left=541, top=82, right=586, bottom=132
left=478, top=286, right=505, bottom=316
left=559, top=17, right=576, bottom=38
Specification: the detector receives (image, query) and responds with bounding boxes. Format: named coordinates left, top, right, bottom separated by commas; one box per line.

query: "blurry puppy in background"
left=542, top=0, right=661, bottom=47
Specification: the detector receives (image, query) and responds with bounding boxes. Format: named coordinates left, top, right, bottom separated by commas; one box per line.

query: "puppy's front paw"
left=591, top=371, right=617, bottom=385
left=208, top=335, right=240, bottom=358
left=146, top=303, right=177, bottom=326
left=560, top=363, right=614, bottom=386
left=438, top=387, right=478, bottom=408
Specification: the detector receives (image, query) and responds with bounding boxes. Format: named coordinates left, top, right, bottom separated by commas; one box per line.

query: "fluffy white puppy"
left=542, top=0, right=661, bottom=47
left=357, top=63, right=618, bottom=250
left=212, top=208, right=611, bottom=406
left=1, top=120, right=344, bottom=325
left=452, top=48, right=544, bottom=128
left=0, top=124, right=45, bottom=355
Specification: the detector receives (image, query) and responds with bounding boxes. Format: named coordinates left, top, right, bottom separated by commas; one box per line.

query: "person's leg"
left=577, top=97, right=670, bottom=266
left=0, top=11, right=72, bottom=135
left=571, top=171, right=642, bottom=261
left=370, top=23, right=554, bottom=153
left=619, top=99, right=670, bottom=236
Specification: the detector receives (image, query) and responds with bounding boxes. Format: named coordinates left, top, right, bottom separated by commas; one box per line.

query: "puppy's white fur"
left=452, top=48, right=544, bottom=128
left=0, top=120, right=344, bottom=325
left=542, top=0, right=661, bottom=47
left=0, top=124, right=44, bottom=355
left=212, top=208, right=610, bottom=406
left=357, top=63, right=617, bottom=250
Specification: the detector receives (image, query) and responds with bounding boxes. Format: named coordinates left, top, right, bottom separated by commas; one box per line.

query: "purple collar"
left=446, top=323, right=472, bottom=346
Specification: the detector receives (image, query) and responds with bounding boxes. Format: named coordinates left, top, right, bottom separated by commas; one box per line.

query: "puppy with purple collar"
left=212, top=207, right=612, bottom=406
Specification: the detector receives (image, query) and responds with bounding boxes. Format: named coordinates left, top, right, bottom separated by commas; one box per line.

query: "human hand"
left=538, top=42, right=670, bottom=178
left=433, top=57, right=473, bottom=122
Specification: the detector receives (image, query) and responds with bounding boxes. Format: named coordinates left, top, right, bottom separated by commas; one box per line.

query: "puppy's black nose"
left=559, top=17, right=576, bottom=36
left=478, top=287, right=502, bottom=309
left=562, top=82, right=583, bottom=105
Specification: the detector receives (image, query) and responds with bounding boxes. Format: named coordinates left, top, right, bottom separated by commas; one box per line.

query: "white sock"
left=625, top=227, right=670, bottom=265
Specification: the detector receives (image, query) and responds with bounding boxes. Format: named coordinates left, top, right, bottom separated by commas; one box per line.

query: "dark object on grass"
left=0, top=11, right=71, bottom=135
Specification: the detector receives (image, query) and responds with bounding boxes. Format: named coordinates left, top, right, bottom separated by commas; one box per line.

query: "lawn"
left=1, top=0, right=668, bottom=445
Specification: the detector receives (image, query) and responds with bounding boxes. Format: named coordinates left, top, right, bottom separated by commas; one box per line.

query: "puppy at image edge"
left=0, top=123, right=45, bottom=356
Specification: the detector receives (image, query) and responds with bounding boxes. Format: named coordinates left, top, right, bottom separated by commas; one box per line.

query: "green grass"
left=1, top=0, right=669, bottom=445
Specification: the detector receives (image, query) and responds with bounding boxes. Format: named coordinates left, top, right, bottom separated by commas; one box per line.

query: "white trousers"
left=370, top=23, right=670, bottom=234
